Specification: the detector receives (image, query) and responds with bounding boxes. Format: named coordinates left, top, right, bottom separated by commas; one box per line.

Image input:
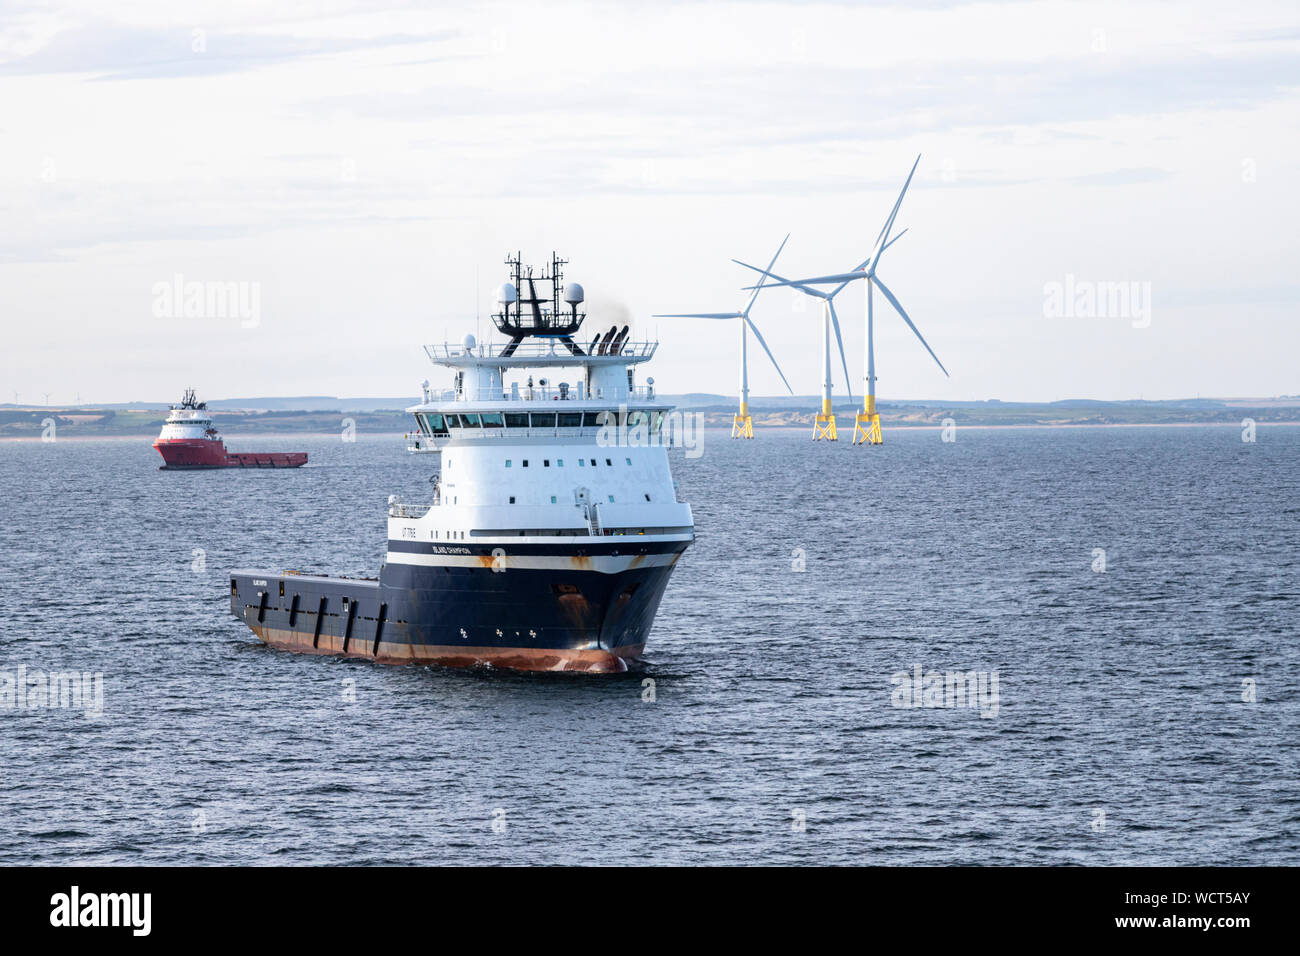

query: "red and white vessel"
left=153, top=389, right=307, bottom=470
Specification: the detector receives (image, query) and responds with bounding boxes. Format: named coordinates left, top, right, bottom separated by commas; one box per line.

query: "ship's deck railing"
left=424, top=340, right=658, bottom=362
left=389, top=501, right=433, bottom=519
left=418, top=385, right=658, bottom=404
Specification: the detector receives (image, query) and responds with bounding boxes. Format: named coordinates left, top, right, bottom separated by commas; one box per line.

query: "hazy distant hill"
left=0, top=396, right=423, bottom=412
left=2, top=395, right=1298, bottom=438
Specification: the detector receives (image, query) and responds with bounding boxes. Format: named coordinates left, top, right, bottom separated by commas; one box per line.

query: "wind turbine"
left=654, top=236, right=794, bottom=438
left=731, top=249, right=878, bottom=441
left=740, top=155, right=947, bottom=445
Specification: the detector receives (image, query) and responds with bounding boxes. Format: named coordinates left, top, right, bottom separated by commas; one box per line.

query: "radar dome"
left=497, top=282, right=517, bottom=305
left=462, top=333, right=477, bottom=350
left=563, top=282, right=585, bottom=305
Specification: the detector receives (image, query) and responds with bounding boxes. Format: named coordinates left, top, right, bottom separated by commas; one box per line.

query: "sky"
left=1, top=0, right=1297, bottom=405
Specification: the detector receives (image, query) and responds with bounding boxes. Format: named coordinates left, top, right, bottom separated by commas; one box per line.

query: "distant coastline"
left=2, top=395, right=1297, bottom=440
left=15, top=420, right=1300, bottom=444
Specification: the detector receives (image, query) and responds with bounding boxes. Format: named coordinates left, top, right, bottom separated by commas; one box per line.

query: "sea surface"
left=1, top=425, right=1297, bottom=865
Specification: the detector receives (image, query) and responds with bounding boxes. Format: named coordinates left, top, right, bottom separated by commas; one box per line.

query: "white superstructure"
left=156, top=388, right=219, bottom=441
left=391, top=254, right=694, bottom=561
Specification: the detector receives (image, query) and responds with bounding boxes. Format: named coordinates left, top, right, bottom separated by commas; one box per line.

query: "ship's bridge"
left=417, top=332, right=661, bottom=413
left=424, top=337, right=656, bottom=400
left=407, top=252, right=672, bottom=452
left=408, top=338, right=671, bottom=451
left=425, top=339, right=657, bottom=368
left=407, top=373, right=671, bottom=444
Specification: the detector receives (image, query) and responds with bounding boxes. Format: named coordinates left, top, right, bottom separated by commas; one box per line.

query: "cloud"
left=307, top=48, right=1300, bottom=149
left=1070, top=167, right=1172, bottom=186
left=0, top=22, right=454, bottom=81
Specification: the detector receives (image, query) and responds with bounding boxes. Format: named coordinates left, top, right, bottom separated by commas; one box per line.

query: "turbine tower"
left=731, top=260, right=857, bottom=442
left=654, top=236, right=794, bottom=438
left=742, top=155, right=947, bottom=445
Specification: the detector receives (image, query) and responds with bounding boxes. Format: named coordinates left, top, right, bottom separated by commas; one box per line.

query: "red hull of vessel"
left=153, top=438, right=307, bottom=470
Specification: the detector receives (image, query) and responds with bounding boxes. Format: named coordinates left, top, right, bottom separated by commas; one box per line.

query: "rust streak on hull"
left=251, top=625, right=641, bottom=674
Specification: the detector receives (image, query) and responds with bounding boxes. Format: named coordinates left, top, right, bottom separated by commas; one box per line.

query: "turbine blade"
left=761, top=231, right=909, bottom=296
left=743, top=271, right=869, bottom=290
left=744, top=316, right=793, bottom=395
left=873, top=154, right=921, bottom=255
left=874, top=275, right=948, bottom=377
left=742, top=233, right=790, bottom=315
left=839, top=227, right=911, bottom=290
left=882, top=227, right=908, bottom=253
left=731, top=259, right=826, bottom=298
left=651, top=312, right=743, bottom=319
left=826, top=299, right=853, bottom=401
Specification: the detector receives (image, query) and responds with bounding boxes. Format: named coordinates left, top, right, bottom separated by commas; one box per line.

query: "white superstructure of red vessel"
left=152, top=389, right=307, bottom=470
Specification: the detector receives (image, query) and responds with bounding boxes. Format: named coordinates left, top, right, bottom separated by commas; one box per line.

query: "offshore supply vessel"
left=153, top=390, right=307, bottom=470
left=229, top=254, right=694, bottom=672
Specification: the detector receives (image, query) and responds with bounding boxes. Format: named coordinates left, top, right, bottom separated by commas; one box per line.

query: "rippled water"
left=1, top=425, right=1297, bottom=864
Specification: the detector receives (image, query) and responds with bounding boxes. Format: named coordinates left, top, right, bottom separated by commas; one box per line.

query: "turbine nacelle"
left=652, top=234, right=795, bottom=397
left=729, top=259, right=854, bottom=401
left=732, top=157, right=947, bottom=380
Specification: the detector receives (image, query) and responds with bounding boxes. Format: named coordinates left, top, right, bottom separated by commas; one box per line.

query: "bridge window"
left=530, top=412, right=556, bottom=427
left=544, top=459, right=550, bottom=467
left=608, top=495, right=615, bottom=503
left=504, top=413, right=529, bottom=428
left=481, top=412, right=504, bottom=428
left=626, top=458, right=632, bottom=466
left=509, top=496, right=516, bottom=504
left=557, top=412, right=582, bottom=427
left=550, top=495, right=557, bottom=504
left=505, top=460, right=512, bottom=468
left=461, top=414, right=482, bottom=427
left=606, top=458, right=612, bottom=466
left=522, top=460, right=529, bottom=467
left=557, top=458, right=564, bottom=466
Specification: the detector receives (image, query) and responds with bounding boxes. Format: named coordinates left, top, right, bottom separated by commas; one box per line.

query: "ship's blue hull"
left=230, top=537, right=689, bottom=672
